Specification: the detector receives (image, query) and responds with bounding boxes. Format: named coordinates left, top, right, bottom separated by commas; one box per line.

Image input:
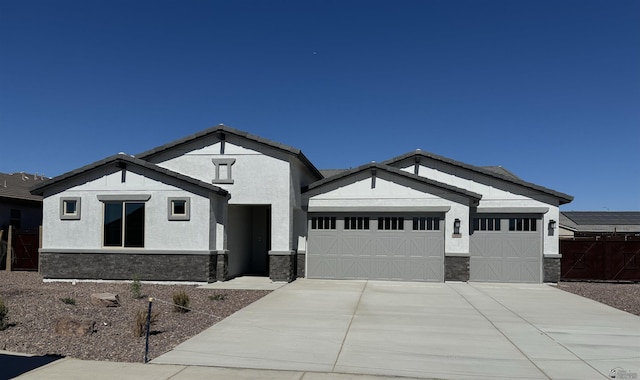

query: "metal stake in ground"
left=144, top=297, right=153, bottom=363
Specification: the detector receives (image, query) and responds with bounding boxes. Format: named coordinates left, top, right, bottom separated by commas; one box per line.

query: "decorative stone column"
left=445, top=254, right=470, bottom=282
left=543, top=254, right=561, bottom=283
left=269, top=251, right=296, bottom=282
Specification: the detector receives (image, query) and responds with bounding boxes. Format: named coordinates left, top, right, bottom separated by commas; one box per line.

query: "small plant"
left=0, top=297, right=8, bottom=331
left=133, top=309, right=158, bottom=337
left=130, top=275, right=143, bottom=299
left=172, top=290, right=190, bottom=313
left=60, top=297, right=76, bottom=305
left=208, top=293, right=227, bottom=301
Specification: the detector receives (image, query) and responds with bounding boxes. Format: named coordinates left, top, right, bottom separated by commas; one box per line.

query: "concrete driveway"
left=153, top=280, right=640, bottom=380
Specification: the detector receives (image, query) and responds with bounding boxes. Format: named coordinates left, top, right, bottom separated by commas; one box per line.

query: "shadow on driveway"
left=0, top=353, right=63, bottom=380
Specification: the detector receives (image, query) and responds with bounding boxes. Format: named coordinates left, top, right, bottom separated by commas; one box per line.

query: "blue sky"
left=1, top=0, right=638, bottom=210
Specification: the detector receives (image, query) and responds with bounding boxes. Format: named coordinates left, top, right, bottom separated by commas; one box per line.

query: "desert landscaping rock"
left=54, top=317, right=95, bottom=337
left=0, top=271, right=270, bottom=362
left=90, top=293, right=120, bottom=307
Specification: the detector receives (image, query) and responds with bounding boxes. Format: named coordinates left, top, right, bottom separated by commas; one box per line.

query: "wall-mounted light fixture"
left=548, top=219, right=556, bottom=234
left=454, top=218, right=461, bottom=235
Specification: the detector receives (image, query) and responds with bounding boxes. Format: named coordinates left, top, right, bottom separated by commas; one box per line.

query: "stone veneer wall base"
left=445, top=256, right=470, bottom=282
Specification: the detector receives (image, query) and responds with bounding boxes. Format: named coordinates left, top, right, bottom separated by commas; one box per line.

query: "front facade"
left=32, top=125, right=572, bottom=283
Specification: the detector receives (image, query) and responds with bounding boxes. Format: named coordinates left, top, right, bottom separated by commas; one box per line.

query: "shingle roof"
left=383, top=150, right=573, bottom=204
left=481, top=166, right=521, bottom=180
left=30, top=154, right=228, bottom=196
left=562, top=212, right=640, bottom=226
left=0, top=172, right=45, bottom=202
left=136, top=124, right=323, bottom=180
left=304, top=162, right=482, bottom=201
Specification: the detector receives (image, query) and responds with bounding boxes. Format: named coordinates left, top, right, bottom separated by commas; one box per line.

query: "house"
left=559, top=212, right=640, bottom=281
left=560, top=211, right=640, bottom=239
left=0, top=172, right=44, bottom=233
left=1, top=172, right=44, bottom=270
left=31, top=125, right=573, bottom=283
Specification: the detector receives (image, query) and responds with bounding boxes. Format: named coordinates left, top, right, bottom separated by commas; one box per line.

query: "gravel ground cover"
left=557, top=281, right=640, bottom=316
left=0, top=271, right=270, bottom=362
left=1, top=272, right=639, bottom=364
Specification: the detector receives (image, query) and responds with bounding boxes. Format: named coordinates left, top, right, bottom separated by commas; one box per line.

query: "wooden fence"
left=1, top=226, right=41, bottom=271
left=560, top=237, right=640, bottom=282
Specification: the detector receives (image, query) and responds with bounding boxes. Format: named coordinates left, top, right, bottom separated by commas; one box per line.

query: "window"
left=168, top=197, right=190, bottom=221
left=378, top=217, right=404, bottom=230
left=211, top=158, right=236, bottom=184
left=311, top=216, right=336, bottom=230
left=60, top=197, right=81, bottom=220
left=508, top=218, right=537, bottom=232
left=345, top=217, right=370, bottom=230
left=104, top=202, right=145, bottom=247
left=473, top=218, right=501, bottom=231
left=412, top=217, right=440, bottom=231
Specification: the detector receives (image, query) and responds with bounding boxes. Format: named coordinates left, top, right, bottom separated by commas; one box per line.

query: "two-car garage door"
left=307, top=214, right=444, bottom=281
left=308, top=213, right=543, bottom=283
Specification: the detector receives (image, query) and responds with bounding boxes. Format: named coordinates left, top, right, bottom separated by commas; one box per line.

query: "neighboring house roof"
left=135, top=124, right=324, bottom=180
left=304, top=162, right=483, bottom=201
left=0, top=172, right=44, bottom=202
left=481, top=166, right=521, bottom=180
left=30, top=154, right=229, bottom=196
left=560, top=211, right=640, bottom=233
left=383, top=150, right=573, bottom=204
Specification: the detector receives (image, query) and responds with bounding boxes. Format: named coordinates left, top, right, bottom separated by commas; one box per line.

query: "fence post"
left=38, top=225, right=43, bottom=273
left=5, top=225, right=12, bottom=272
left=144, top=297, right=153, bottom=363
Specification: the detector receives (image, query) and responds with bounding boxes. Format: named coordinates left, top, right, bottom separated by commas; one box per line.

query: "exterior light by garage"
left=453, top=218, right=461, bottom=237
left=548, top=219, right=556, bottom=235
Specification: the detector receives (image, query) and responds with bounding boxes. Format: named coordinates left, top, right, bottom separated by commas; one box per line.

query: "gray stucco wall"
left=40, top=251, right=217, bottom=282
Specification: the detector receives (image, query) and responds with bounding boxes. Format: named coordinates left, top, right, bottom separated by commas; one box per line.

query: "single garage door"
left=307, top=214, right=444, bottom=281
left=470, top=215, right=542, bottom=283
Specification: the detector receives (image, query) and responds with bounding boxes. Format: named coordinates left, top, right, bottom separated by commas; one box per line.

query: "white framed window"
left=378, top=217, right=404, bottom=230
left=473, top=217, right=501, bottom=232
left=168, top=197, right=190, bottom=221
left=311, top=216, right=336, bottom=230
left=508, top=218, right=537, bottom=232
left=60, top=197, right=81, bottom=220
left=212, top=158, right=236, bottom=184
left=412, top=217, right=440, bottom=231
left=345, top=217, right=370, bottom=230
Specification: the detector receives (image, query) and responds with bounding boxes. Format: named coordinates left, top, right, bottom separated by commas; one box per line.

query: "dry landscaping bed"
left=1, top=272, right=639, bottom=364
left=0, top=271, right=270, bottom=362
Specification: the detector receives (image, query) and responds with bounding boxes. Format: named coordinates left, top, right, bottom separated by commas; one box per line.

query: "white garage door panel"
left=470, top=217, right=542, bottom=283
left=308, top=217, right=444, bottom=282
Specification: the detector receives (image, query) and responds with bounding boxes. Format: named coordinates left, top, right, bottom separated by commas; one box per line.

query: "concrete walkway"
left=152, top=280, right=640, bottom=380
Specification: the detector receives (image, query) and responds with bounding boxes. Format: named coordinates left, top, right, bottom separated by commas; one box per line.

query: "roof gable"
left=304, top=162, right=482, bottom=201
left=384, top=150, right=573, bottom=204
left=30, top=154, right=228, bottom=197
left=135, top=124, right=323, bottom=180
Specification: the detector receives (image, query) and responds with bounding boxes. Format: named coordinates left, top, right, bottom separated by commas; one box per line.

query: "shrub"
left=172, top=291, right=190, bottom=313
left=0, top=298, right=8, bottom=330
left=133, top=309, right=158, bottom=337
left=130, top=276, right=142, bottom=299
left=208, top=293, right=226, bottom=301
left=60, top=297, right=76, bottom=305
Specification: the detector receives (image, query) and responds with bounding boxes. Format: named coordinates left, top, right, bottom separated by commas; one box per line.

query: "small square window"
left=60, top=197, right=81, bottom=220
left=168, top=198, right=190, bottom=221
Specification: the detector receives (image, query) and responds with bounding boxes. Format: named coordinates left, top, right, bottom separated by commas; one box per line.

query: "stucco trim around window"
left=60, top=197, right=81, bottom=220
left=168, top=197, right=190, bottom=221
left=97, top=194, right=151, bottom=202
